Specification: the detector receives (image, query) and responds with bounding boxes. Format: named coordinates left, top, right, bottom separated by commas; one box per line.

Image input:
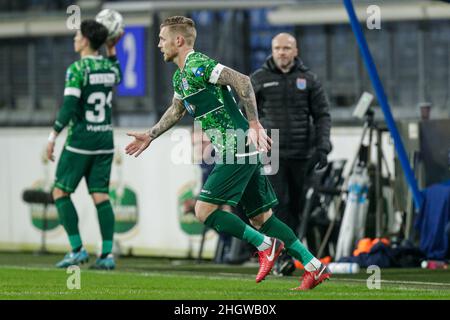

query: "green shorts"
left=54, top=148, right=113, bottom=194
left=198, top=161, right=278, bottom=218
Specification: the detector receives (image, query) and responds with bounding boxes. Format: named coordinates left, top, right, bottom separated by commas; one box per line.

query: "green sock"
left=259, top=214, right=314, bottom=264
left=55, top=197, right=82, bottom=251
left=288, top=240, right=314, bottom=265
left=204, top=209, right=266, bottom=248
left=96, top=200, right=115, bottom=255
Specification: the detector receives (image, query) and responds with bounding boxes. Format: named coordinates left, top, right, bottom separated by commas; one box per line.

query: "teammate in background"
left=46, top=20, right=122, bottom=270
left=125, top=16, right=330, bottom=289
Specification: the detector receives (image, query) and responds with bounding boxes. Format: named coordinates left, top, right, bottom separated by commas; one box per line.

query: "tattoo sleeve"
left=148, top=96, right=186, bottom=139
left=216, top=67, right=259, bottom=122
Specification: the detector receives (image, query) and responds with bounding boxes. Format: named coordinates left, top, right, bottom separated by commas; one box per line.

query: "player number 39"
left=86, top=91, right=112, bottom=123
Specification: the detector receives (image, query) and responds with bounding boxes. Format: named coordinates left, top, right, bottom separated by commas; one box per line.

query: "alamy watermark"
left=66, top=265, right=81, bottom=290
left=366, top=265, right=381, bottom=289
left=366, top=5, right=381, bottom=30
left=66, top=5, right=81, bottom=30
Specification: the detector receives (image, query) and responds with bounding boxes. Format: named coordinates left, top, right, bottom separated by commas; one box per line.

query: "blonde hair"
left=160, top=16, right=197, bottom=47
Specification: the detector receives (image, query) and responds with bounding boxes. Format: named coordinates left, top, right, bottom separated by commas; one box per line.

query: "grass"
left=0, top=252, right=449, bottom=300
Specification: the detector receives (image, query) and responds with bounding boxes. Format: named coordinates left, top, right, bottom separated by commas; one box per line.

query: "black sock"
left=100, top=252, right=111, bottom=259
left=72, top=246, right=82, bottom=253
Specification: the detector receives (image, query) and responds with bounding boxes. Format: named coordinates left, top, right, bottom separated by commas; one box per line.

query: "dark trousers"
left=268, top=158, right=309, bottom=235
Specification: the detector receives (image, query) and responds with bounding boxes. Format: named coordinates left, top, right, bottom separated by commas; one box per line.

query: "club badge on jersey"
left=296, top=78, right=307, bottom=90
left=191, top=67, right=205, bottom=77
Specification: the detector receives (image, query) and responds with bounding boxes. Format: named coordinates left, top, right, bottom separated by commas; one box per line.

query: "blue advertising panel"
left=116, top=26, right=146, bottom=96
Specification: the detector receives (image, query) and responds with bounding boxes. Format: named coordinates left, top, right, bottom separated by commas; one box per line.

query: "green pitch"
left=0, top=252, right=449, bottom=300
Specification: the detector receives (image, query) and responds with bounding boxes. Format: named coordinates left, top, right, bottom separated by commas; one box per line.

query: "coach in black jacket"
left=250, top=33, right=331, bottom=267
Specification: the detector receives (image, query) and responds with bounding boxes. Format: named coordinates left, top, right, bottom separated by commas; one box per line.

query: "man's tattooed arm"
left=148, top=96, right=186, bottom=139
left=216, top=67, right=258, bottom=122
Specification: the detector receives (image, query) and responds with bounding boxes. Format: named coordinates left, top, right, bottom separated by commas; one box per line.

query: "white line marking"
left=1, top=266, right=450, bottom=287
left=335, top=278, right=450, bottom=287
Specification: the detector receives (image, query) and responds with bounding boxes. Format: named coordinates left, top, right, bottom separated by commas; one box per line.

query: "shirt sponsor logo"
left=89, top=73, right=116, bottom=85
left=263, top=81, right=279, bottom=88
left=296, top=78, right=307, bottom=90
left=86, top=124, right=113, bottom=132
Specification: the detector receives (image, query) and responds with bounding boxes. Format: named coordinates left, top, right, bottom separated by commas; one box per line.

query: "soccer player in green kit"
left=126, top=16, right=331, bottom=290
left=46, top=20, right=122, bottom=270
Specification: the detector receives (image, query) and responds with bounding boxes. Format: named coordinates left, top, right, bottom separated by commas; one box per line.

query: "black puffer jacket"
left=251, top=56, right=332, bottom=159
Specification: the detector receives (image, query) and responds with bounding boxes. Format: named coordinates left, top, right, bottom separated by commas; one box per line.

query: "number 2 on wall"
left=123, top=33, right=137, bottom=89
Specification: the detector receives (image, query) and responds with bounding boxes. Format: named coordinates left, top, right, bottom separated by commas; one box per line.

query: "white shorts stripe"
left=65, top=146, right=114, bottom=155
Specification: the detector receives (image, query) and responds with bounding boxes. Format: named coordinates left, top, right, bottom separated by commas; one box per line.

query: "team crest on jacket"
left=296, top=78, right=307, bottom=90
left=182, top=78, right=189, bottom=90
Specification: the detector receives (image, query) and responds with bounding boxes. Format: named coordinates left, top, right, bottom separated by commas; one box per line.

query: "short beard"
left=164, top=52, right=176, bottom=62
left=275, top=59, right=294, bottom=71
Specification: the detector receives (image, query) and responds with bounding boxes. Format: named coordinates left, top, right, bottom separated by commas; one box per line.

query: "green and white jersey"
left=53, top=55, right=121, bottom=154
left=172, top=51, right=255, bottom=159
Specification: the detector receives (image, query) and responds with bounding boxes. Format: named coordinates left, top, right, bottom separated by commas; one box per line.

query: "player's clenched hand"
left=125, top=131, right=153, bottom=157
left=46, top=142, right=55, bottom=162
left=247, top=120, right=272, bottom=152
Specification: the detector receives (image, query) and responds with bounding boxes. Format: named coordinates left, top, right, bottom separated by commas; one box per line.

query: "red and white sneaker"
left=255, top=238, right=284, bottom=283
left=292, top=263, right=331, bottom=290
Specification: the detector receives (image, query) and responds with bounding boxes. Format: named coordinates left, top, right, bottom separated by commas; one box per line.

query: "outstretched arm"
left=216, top=67, right=271, bottom=151
left=125, top=96, right=186, bottom=157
